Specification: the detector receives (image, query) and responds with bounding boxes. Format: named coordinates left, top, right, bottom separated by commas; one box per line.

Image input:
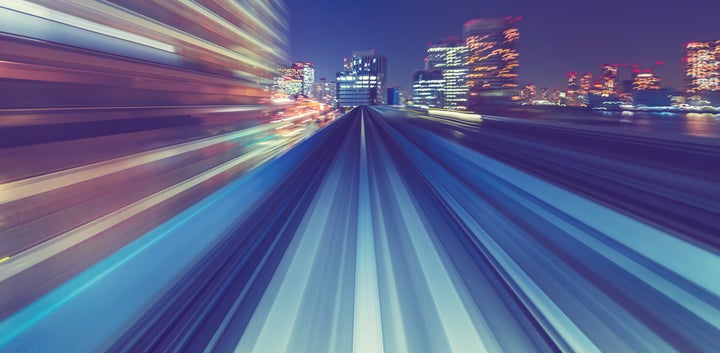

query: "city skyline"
left=286, top=0, right=720, bottom=91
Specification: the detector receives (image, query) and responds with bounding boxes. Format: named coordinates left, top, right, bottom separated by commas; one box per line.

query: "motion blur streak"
left=0, top=0, right=288, bottom=108
left=2, top=106, right=718, bottom=352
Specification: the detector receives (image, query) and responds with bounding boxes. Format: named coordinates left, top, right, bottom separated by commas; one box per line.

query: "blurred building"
left=633, top=72, right=661, bottom=91
left=632, top=71, right=669, bottom=106
left=393, top=85, right=409, bottom=105
left=579, top=72, right=593, bottom=94
left=299, top=62, right=315, bottom=97
left=336, top=50, right=387, bottom=108
left=412, top=70, right=445, bottom=108
left=551, top=88, right=560, bottom=104
left=312, top=78, right=337, bottom=106
left=463, top=17, right=521, bottom=107
left=425, top=37, right=469, bottom=109
left=278, top=61, right=314, bottom=97
left=684, top=40, right=720, bottom=105
left=540, top=87, right=550, bottom=101
left=600, top=64, right=619, bottom=96
left=521, top=83, right=536, bottom=104
left=566, top=72, right=582, bottom=106
left=576, top=73, right=593, bottom=105
left=387, top=87, right=400, bottom=105
left=278, top=65, right=303, bottom=96
left=0, top=0, right=289, bottom=107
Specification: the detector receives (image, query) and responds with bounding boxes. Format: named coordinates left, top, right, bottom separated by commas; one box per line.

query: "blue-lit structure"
left=412, top=69, right=445, bottom=108
left=387, top=87, right=400, bottom=105
left=337, top=50, right=388, bottom=108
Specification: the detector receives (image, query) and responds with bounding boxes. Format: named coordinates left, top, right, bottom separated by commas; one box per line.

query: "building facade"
left=684, top=40, right=720, bottom=104
left=412, top=70, right=445, bottom=108
left=278, top=65, right=302, bottom=96
left=299, top=62, right=315, bottom=97
left=275, top=61, right=314, bottom=97
left=336, top=50, right=387, bottom=108
left=633, top=72, right=661, bottom=91
left=600, top=64, right=619, bottom=96
left=521, top=83, right=536, bottom=104
left=387, top=87, right=400, bottom=105
left=566, top=72, right=582, bottom=106
left=425, top=38, right=469, bottom=109
left=312, top=77, right=337, bottom=106
left=463, top=17, right=521, bottom=107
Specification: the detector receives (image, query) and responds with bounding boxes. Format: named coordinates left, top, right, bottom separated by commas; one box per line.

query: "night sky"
left=286, top=0, right=719, bottom=93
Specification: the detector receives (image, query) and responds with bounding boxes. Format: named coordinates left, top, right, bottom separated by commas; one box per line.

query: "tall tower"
left=280, top=64, right=303, bottom=96
left=463, top=17, right=521, bottom=108
left=566, top=72, right=581, bottom=106
left=684, top=40, right=720, bottom=101
left=426, top=37, right=469, bottom=109
left=633, top=72, right=661, bottom=91
left=336, top=50, right=387, bottom=108
left=600, top=64, right=619, bottom=96
left=285, top=62, right=315, bottom=98
left=300, top=62, right=315, bottom=97
left=579, top=72, right=593, bottom=94
left=412, top=70, right=445, bottom=108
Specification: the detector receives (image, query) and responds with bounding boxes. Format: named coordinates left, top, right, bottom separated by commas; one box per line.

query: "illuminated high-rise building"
left=600, top=64, right=619, bottom=96
left=0, top=0, right=289, bottom=108
left=540, top=87, right=550, bottom=101
left=463, top=17, right=521, bottom=107
left=312, top=77, right=337, bottom=106
left=551, top=88, right=560, bottom=104
left=336, top=50, right=387, bottom=108
left=633, top=72, right=661, bottom=91
left=412, top=70, right=445, bottom=108
left=279, top=64, right=303, bottom=96
left=566, top=72, right=582, bottom=106
left=633, top=71, right=670, bottom=106
left=579, top=72, right=593, bottom=94
left=387, top=87, right=400, bottom=105
left=521, top=83, right=536, bottom=104
left=684, top=40, right=720, bottom=97
left=298, top=62, right=315, bottom=97
left=426, top=37, right=469, bottom=109
left=567, top=72, right=579, bottom=91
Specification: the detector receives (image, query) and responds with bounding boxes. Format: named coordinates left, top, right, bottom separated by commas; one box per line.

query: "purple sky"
left=286, top=0, right=719, bottom=92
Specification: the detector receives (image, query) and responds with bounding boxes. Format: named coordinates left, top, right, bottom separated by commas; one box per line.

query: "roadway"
left=1, top=106, right=718, bottom=352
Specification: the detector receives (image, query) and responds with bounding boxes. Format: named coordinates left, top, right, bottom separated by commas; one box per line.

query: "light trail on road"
left=1, top=106, right=718, bottom=352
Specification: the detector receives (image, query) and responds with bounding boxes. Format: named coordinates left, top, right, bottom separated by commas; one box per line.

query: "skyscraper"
left=540, top=87, right=550, bottom=101
left=684, top=40, right=720, bottom=103
left=275, top=61, right=314, bottom=97
left=312, top=77, right=337, bottom=106
left=387, top=87, right=400, bottom=105
left=336, top=50, right=387, bottom=108
left=298, top=62, right=315, bottom=97
left=600, top=64, right=619, bottom=96
left=521, top=83, right=536, bottom=104
left=579, top=72, right=593, bottom=94
left=463, top=17, right=521, bottom=107
left=633, top=72, right=661, bottom=91
left=425, top=37, right=469, bottom=109
left=279, top=64, right=302, bottom=96
left=412, top=70, right=445, bottom=108
left=566, top=72, right=581, bottom=106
